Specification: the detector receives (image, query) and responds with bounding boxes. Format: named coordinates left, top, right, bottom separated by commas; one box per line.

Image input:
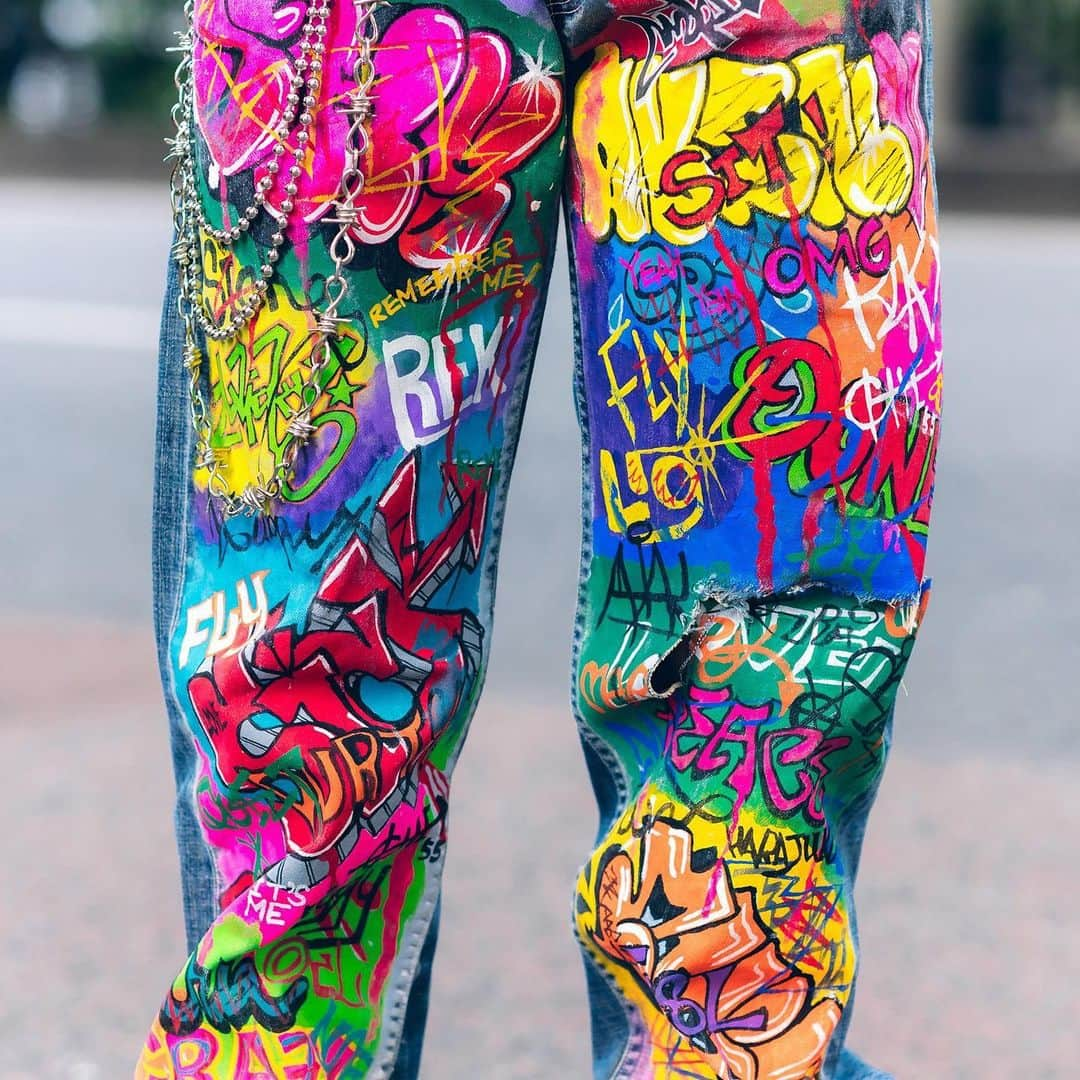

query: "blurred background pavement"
left=2, top=2, right=1080, bottom=1078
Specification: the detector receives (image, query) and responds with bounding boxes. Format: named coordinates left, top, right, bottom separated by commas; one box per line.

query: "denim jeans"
left=140, top=1, right=940, bottom=1077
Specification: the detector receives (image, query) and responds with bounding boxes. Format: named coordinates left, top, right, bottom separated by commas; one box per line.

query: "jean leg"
left=556, top=2, right=940, bottom=1076
left=139, top=1, right=566, bottom=1075
left=572, top=593, right=926, bottom=1080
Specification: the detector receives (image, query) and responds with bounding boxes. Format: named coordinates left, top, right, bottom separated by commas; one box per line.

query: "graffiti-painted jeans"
left=141, top=1, right=940, bottom=1077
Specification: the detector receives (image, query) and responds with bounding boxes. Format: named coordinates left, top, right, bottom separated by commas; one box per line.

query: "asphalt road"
left=2, top=181, right=1078, bottom=1078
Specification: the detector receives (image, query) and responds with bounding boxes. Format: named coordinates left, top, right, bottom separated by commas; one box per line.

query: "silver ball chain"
left=167, top=0, right=383, bottom=517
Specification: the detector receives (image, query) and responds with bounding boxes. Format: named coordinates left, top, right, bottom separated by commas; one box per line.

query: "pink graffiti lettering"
left=764, top=218, right=893, bottom=299
left=664, top=686, right=850, bottom=826
left=192, top=5, right=562, bottom=266
left=351, top=9, right=561, bottom=267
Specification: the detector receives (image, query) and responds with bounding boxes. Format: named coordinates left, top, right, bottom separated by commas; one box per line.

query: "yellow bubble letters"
left=573, top=42, right=915, bottom=244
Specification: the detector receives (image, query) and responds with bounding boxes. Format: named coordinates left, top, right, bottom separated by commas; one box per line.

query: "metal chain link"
left=168, top=0, right=384, bottom=517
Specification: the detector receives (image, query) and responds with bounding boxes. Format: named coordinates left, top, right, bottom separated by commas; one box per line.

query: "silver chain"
left=167, top=0, right=382, bottom=517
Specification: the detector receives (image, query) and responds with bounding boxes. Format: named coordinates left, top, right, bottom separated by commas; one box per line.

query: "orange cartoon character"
left=590, top=818, right=842, bottom=1079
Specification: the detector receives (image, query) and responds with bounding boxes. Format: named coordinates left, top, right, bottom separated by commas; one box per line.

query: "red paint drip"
left=833, top=474, right=848, bottom=521
left=441, top=321, right=465, bottom=506
left=367, top=849, right=415, bottom=1042
left=487, top=297, right=528, bottom=439
left=801, top=490, right=826, bottom=576
left=753, top=454, right=776, bottom=593
left=709, top=228, right=766, bottom=346
left=780, top=183, right=841, bottom=364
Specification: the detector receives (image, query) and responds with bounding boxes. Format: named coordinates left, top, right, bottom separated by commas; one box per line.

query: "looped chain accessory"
left=167, top=0, right=383, bottom=517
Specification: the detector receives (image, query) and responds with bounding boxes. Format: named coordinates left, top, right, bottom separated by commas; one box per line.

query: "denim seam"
left=442, top=185, right=567, bottom=778
left=161, top=497, right=215, bottom=920
left=602, top=964, right=649, bottom=1080
left=563, top=186, right=643, bottom=1078
left=371, top=867, right=442, bottom=1078
left=155, top=258, right=222, bottom=941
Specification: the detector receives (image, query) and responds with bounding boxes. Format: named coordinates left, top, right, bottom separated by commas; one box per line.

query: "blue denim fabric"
left=144, top=3, right=939, bottom=1077
left=153, top=256, right=218, bottom=949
